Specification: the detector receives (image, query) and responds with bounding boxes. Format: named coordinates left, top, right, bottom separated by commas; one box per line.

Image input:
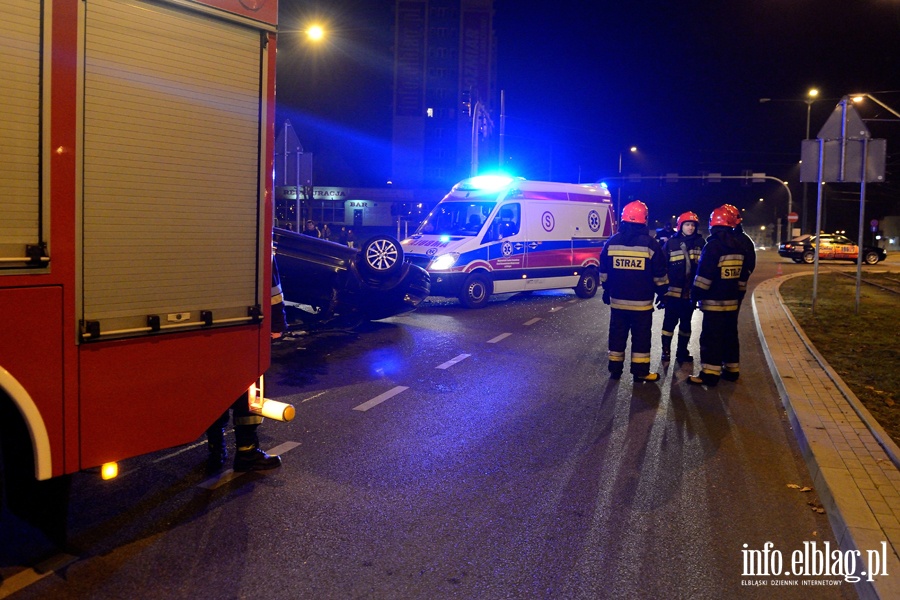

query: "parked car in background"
left=273, top=228, right=430, bottom=329
left=778, top=233, right=887, bottom=264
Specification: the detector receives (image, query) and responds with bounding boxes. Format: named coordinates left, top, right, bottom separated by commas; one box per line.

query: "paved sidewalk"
left=752, top=274, right=900, bottom=600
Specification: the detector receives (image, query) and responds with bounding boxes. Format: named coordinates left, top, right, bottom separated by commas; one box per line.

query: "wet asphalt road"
left=1, top=251, right=865, bottom=599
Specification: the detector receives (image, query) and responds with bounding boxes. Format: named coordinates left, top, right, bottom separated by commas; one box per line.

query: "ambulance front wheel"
left=459, top=272, right=492, bottom=308
left=574, top=268, right=599, bottom=299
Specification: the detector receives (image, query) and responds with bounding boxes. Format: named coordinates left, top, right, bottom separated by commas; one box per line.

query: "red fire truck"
left=1, top=0, right=281, bottom=530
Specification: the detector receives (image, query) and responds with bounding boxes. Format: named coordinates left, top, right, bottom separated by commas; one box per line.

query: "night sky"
left=275, top=0, right=900, bottom=232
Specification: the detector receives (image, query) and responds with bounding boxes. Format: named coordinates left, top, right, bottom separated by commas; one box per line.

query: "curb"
left=752, top=274, right=900, bottom=600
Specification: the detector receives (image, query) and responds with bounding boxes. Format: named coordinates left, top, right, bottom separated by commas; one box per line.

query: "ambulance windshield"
left=415, top=201, right=496, bottom=237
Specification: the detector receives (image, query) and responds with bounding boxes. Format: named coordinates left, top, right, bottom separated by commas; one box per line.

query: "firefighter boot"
left=660, top=334, right=672, bottom=362
left=233, top=425, right=282, bottom=472
left=205, top=412, right=230, bottom=471
left=633, top=372, right=660, bottom=383
left=721, top=363, right=740, bottom=382
left=675, top=334, right=693, bottom=364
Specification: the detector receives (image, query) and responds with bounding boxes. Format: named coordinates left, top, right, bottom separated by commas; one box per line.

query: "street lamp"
left=306, top=24, right=325, bottom=41
left=851, top=93, right=900, bottom=119
left=617, top=146, right=637, bottom=222
left=759, top=88, right=819, bottom=234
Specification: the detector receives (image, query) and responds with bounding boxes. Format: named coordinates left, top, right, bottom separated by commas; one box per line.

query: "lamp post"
left=616, top=146, right=637, bottom=222
left=801, top=89, right=819, bottom=234
left=759, top=88, right=818, bottom=235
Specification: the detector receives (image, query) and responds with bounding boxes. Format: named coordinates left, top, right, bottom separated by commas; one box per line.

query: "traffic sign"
left=787, top=212, right=799, bottom=223
left=870, top=219, right=879, bottom=228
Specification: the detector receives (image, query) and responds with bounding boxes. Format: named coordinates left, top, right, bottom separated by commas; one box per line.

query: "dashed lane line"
left=435, top=353, right=472, bottom=370
left=523, top=318, right=542, bottom=326
left=487, top=333, right=512, bottom=344
left=352, top=385, right=409, bottom=412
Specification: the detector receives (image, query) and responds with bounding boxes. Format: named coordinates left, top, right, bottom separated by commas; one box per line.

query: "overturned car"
left=273, top=228, right=430, bottom=329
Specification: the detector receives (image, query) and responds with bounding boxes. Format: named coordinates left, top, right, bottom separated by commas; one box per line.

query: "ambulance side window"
left=485, top=203, right=521, bottom=242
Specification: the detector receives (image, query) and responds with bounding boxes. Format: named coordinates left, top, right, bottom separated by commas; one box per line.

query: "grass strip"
left=779, top=271, right=899, bottom=446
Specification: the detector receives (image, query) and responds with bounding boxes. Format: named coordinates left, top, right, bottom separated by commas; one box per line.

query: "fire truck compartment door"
left=80, top=0, right=265, bottom=338
left=1, top=0, right=42, bottom=265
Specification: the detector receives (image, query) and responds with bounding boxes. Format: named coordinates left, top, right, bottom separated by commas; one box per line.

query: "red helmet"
left=709, top=206, right=735, bottom=228
left=676, top=211, right=700, bottom=229
left=621, top=200, right=649, bottom=225
left=722, top=204, right=742, bottom=225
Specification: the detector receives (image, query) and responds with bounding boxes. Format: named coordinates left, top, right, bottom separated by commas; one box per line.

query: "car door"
left=484, top=203, right=526, bottom=290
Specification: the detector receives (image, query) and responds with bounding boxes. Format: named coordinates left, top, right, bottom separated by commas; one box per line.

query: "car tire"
left=458, top=272, right=492, bottom=308
left=359, top=235, right=403, bottom=277
left=574, top=268, right=599, bottom=299
left=792, top=258, right=803, bottom=263
left=802, top=251, right=815, bottom=264
left=863, top=251, right=880, bottom=265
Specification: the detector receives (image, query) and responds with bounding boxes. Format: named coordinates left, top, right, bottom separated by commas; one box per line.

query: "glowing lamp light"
left=306, top=25, right=324, bottom=41
left=430, top=252, right=459, bottom=271
left=101, top=462, right=118, bottom=480
left=464, top=175, right=514, bottom=191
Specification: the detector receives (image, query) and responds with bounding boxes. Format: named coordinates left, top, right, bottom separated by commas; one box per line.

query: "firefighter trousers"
left=206, top=393, right=265, bottom=454
left=661, top=297, right=694, bottom=360
left=697, top=309, right=739, bottom=384
left=608, top=308, right=653, bottom=377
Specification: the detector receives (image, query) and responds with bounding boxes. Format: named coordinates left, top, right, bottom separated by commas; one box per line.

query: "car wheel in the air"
left=802, top=251, right=815, bottom=264
left=458, top=272, right=492, bottom=308
left=574, top=268, right=599, bottom=299
left=359, top=235, right=403, bottom=277
left=863, top=251, right=880, bottom=265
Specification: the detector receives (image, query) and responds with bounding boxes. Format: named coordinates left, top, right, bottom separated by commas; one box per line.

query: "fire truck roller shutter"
left=1, top=0, right=42, bottom=264
left=81, top=0, right=264, bottom=336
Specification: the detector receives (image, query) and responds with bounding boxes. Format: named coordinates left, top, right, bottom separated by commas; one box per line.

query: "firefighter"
left=722, top=204, right=757, bottom=285
left=599, top=200, right=669, bottom=383
left=206, top=256, right=288, bottom=472
left=687, top=206, right=751, bottom=386
left=660, top=211, right=705, bottom=363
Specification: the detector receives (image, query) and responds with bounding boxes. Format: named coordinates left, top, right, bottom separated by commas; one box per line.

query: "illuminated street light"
left=759, top=88, right=820, bottom=234
left=616, top=146, right=637, bottom=221
left=850, top=93, right=900, bottom=119
left=306, top=24, right=325, bottom=41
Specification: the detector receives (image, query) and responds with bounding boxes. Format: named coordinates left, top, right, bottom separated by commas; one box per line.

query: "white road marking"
left=198, top=441, right=301, bottom=490
left=523, top=318, right=542, bottom=326
left=352, top=385, right=409, bottom=412
left=435, top=354, right=471, bottom=369
left=487, top=333, right=512, bottom=344
left=0, top=554, right=78, bottom=599
left=302, top=390, right=328, bottom=403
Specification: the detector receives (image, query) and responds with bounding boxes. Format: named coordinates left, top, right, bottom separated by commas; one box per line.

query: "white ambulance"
left=401, top=176, right=615, bottom=308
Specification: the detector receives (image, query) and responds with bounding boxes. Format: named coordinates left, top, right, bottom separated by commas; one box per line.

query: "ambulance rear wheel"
left=574, top=269, right=599, bottom=299
left=459, top=272, right=492, bottom=308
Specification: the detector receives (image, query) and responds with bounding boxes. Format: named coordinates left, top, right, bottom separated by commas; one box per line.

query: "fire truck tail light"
left=258, top=399, right=296, bottom=422
left=101, top=462, right=118, bottom=480
left=247, top=376, right=295, bottom=422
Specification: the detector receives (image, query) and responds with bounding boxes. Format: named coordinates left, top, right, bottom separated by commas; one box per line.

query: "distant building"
left=391, top=0, right=496, bottom=189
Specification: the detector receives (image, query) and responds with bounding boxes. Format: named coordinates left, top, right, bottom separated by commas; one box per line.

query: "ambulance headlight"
left=429, top=252, right=459, bottom=271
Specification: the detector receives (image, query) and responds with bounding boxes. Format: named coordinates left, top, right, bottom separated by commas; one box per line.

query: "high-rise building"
left=392, top=0, right=496, bottom=188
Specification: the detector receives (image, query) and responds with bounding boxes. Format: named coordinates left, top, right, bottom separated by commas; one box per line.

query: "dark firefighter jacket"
left=691, top=226, right=750, bottom=311
left=599, top=222, right=669, bottom=311
left=663, top=231, right=705, bottom=300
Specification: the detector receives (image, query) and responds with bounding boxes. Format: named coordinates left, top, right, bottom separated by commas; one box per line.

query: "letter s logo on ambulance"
left=588, top=210, right=601, bottom=232
left=614, top=257, right=645, bottom=270
left=542, top=211, right=555, bottom=232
